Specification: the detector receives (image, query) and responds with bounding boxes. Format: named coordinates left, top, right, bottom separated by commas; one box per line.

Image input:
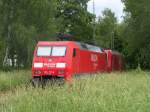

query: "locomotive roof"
left=38, top=41, right=74, bottom=44
left=37, top=41, right=104, bottom=53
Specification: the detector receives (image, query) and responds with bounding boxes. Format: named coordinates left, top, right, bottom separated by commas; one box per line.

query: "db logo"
left=91, top=54, right=98, bottom=62
left=48, top=59, right=52, bottom=62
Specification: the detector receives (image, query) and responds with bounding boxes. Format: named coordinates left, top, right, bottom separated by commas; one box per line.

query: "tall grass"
left=0, top=70, right=31, bottom=91
left=0, top=71, right=150, bottom=112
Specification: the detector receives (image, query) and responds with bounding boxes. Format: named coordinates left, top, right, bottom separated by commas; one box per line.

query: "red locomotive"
left=32, top=41, right=123, bottom=83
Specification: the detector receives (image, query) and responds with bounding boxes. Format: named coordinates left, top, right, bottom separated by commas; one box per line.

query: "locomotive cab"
left=32, top=41, right=75, bottom=82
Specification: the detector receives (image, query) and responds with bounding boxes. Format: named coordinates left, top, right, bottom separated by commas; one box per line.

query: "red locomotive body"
left=104, top=50, right=123, bottom=72
left=32, top=41, right=123, bottom=81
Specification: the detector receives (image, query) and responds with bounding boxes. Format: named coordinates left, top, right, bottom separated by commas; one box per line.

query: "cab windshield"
left=37, top=46, right=67, bottom=57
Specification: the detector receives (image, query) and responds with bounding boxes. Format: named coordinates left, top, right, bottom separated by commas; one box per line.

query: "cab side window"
left=73, top=48, right=77, bottom=57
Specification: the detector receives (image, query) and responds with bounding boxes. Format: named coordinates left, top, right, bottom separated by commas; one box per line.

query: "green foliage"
left=0, top=37, right=5, bottom=68
left=96, top=9, right=118, bottom=49
left=0, top=0, right=95, bottom=69
left=0, top=0, right=57, bottom=68
left=1, top=71, right=150, bottom=112
left=56, top=0, right=94, bottom=42
left=9, top=24, right=37, bottom=67
left=122, top=0, right=150, bottom=69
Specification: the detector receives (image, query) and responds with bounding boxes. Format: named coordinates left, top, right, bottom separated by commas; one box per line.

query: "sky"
left=87, top=0, right=124, bottom=21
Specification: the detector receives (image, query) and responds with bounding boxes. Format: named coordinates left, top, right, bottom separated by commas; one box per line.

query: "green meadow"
left=0, top=71, right=150, bottom=112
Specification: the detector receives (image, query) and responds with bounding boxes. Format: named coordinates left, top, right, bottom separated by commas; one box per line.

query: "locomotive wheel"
left=32, top=77, right=65, bottom=88
left=32, top=78, right=42, bottom=88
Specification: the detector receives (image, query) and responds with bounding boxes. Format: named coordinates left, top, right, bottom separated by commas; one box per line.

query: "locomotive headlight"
left=56, top=63, right=66, bottom=68
left=34, top=63, right=43, bottom=68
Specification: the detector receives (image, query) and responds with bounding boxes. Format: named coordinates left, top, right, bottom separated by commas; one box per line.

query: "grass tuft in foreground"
left=0, top=70, right=31, bottom=91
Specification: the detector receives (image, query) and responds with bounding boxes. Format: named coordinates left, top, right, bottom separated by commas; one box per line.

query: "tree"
left=96, top=9, right=118, bottom=49
left=122, top=0, right=150, bottom=69
left=0, top=0, right=57, bottom=68
left=56, top=0, right=94, bottom=43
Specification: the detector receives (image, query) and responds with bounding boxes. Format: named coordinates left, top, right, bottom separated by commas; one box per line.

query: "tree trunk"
left=3, top=47, right=9, bottom=66
left=3, top=25, right=11, bottom=66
